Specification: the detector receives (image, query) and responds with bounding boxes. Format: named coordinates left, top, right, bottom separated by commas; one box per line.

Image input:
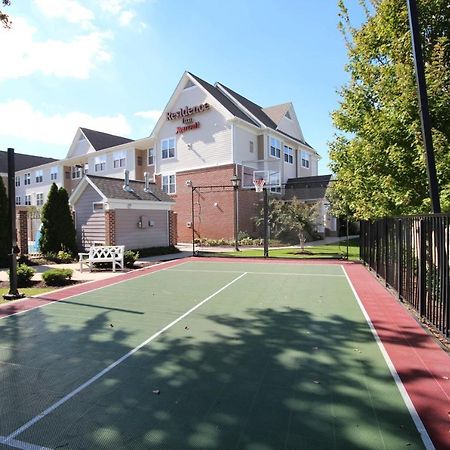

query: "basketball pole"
left=263, top=188, right=269, bottom=258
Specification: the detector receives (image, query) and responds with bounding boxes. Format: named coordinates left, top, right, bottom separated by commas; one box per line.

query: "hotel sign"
left=166, top=103, right=210, bottom=134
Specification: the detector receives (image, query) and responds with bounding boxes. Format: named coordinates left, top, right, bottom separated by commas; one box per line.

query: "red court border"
left=1, top=257, right=449, bottom=448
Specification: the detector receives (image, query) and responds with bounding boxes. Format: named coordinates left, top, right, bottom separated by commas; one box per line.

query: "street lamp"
left=230, top=174, right=240, bottom=251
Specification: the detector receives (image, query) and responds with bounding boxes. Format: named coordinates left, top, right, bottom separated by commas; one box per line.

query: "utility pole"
left=407, top=0, right=441, bottom=213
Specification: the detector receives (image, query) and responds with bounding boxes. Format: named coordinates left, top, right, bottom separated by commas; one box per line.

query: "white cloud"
left=0, top=17, right=112, bottom=81
left=135, top=110, right=162, bottom=123
left=119, top=11, right=135, bottom=26
left=0, top=100, right=132, bottom=146
left=34, top=0, right=94, bottom=29
left=98, top=0, right=144, bottom=27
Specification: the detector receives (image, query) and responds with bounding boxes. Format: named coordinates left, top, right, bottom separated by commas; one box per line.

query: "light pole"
left=230, top=175, right=240, bottom=251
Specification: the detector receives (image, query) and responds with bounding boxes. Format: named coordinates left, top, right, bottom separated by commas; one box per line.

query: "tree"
left=329, top=0, right=450, bottom=219
left=1, top=0, right=12, bottom=29
left=258, top=197, right=320, bottom=249
left=0, top=177, right=10, bottom=268
left=39, top=184, right=77, bottom=255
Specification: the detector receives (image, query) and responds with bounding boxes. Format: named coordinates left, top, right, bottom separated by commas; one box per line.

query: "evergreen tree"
left=329, top=0, right=450, bottom=219
left=56, top=187, right=77, bottom=255
left=0, top=177, right=10, bottom=268
left=39, top=183, right=62, bottom=254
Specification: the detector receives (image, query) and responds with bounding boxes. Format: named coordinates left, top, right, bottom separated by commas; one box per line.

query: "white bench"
left=79, top=245, right=125, bottom=272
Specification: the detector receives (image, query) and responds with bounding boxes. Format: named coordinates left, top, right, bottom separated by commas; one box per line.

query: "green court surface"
left=0, top=261, right=426, bottom=449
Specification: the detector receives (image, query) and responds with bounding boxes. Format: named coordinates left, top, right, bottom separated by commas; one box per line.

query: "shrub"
left=16, top=264, right=36, bottom=287
left=124, top=250, right=139, bottom=268
left=42, top=268, right=73, bottom=286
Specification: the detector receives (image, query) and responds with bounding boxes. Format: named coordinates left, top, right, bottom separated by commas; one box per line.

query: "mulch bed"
left=0, top=279, right=82, bottom=289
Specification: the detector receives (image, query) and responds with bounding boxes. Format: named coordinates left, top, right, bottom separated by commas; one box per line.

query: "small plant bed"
left=0, top=280, right=70, bottom=305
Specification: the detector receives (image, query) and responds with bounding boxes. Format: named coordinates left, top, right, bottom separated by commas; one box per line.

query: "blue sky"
left=0, top=0, right=365, bottom=174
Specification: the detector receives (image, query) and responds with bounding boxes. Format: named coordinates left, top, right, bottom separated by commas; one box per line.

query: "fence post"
left=397, top=219, right=403, bottom=299
left=384, top=218, right=389, bottom=286
left=418, top=219, right=427, bottom=317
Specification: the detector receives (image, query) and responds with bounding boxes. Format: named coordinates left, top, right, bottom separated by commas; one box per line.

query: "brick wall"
left=105, top=210, right=116, bottom=245
left=168, top=211, right=177, bottom=245
left=17, top=210, right=28, bottom=255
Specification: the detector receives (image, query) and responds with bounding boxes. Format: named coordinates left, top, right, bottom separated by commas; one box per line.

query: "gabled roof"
left=187, top=73, right=258, bottom=127
left=216, top=82, right=278, bottom=129
left=284, top=175, right=332, bottom=201
left=80, top=128, right=134, bottom=151
left=86, top=175, right=173, bottom=202
left=262, top=103, right=291, bottom=126
left=0, top=150, right=58, bottom=173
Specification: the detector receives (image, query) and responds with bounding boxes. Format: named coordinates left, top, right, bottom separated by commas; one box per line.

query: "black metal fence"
left=360, top=215, right=450, bottom=338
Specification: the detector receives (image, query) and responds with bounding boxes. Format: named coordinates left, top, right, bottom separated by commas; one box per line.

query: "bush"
left=44, top=250, right=74, bottom=264
left=130, top=246, right=180, bottom=257
left=42, top=268, right=73, bottom=286
left=124, top=250, right=139, bottom=268
left=16, top=264, right=36, bottom=287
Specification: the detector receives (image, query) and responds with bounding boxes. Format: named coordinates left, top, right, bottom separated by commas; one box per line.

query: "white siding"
left=70, top=136, right=94, bottom=157
left=73, top=185, right=105, bottom=250
left=115, top=209, right=169, bottom=249
left=156, top=85, right=233, bottom=173
left=234, top=125, right=259, bottom=163
left=86, top=147, right=136, bottom=179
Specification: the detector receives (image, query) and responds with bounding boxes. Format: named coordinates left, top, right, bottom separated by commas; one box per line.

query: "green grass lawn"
left=210, top=238, right=360, bottom=260
left=0, top=287, right=55, bottom=305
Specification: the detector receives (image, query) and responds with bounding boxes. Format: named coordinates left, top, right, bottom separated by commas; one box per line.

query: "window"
left=71, top=166, right=82, bottom=179
left=270, top=187, right=282, bottom=194
left=93, top=202, right=104, bottom=212
left=24, top=173, right=31, bottom=185
left=301, top=151, right=310, bottom=169
left=84, top=163, right=89, bottom=174
left=15, top=176, right=20, bottom=187
left=25, top=195, right=31, bottom=206
left=162, top=174, right=176, bottom=194
left=15, top=196, right=21, bottom=205
left=94, top=156, right=106, bottom=172
left=249, top=141, right=254, bottom=153
left=284, top=145, right=294, bottom=164
left=161, top=138, right=175, bottom=159
left=148, top=148, right=155, bottom=165
left=50, top=166, right=58, bottom=180
left=36, top=193, right=44, bottom=206
left=270, top=137, right=281, bottom=159
left=35, top=170, right=43, bottom=183
left=113, top=151, right=126, bottom=169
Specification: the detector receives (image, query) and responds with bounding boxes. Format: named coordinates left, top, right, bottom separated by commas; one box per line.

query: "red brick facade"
left=168, top=211, right=177, bottom=246
left=105, top=210, right=116, bottom=245
left=17, top=210, right=28, bottom=255
left=157, top=165, right=261, bottom=243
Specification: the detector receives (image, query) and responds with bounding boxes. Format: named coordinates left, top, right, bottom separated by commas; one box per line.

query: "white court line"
left=0, top=436, right=51, bottom=450
left=341, top=265, right=435, bottom=450
left=0, top=259, right=190, bottom=321
left=3, top=272, right=247, bottom=442
left=169, top=269, right=344, bottom=277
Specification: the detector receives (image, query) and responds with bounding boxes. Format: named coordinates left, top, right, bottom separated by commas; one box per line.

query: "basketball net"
left=253, top=178, right=266, bottom=193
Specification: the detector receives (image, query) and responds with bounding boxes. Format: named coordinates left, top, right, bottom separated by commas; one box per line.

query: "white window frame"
left=270, top=137, right=281, bottom=159
left=94, top=156, right=106, bottom=172
left=35, top=170, right=43, bottom=183
left=92, top=202, right=105, bottom=212
left=148, top=148, right=155, bottom=166
left=24, top=194, right=31, bottom=206
left=284, top=145, right=294, bottom=164
left=50, top=166, right=58, bottom=181
left=71, top=166, right=82, bottom=179
left=24, top=173, right=31, bottom=185
left=162, top=174, right=176, bottom=194
left=15, top=196, right=21, bottom=205
left=113, top=151, right=126, bottom=169
left=161, top=138, right=176, bottom=160
left=301, top=151, right=310, bottom=169
left=36, top=193, right=44, bottom=206
left=270, top=187, right=282, bottom=195
left=15, top=176, right=20, bottom=187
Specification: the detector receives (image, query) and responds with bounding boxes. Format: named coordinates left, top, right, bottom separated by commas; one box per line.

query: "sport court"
left=0, top=258, right=446, bottom=449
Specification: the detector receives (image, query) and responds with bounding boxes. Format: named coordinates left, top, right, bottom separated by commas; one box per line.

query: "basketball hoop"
left=253, top=178, right=266, bottom=193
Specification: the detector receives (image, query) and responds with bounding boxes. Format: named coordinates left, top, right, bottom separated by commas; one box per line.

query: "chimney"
left=123, top=169, right=133, bottom=192
left=144, top=172, right=150, bottom=193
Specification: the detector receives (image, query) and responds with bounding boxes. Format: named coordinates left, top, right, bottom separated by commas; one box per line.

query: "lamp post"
left=230, top=175, right=240, bottom=251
